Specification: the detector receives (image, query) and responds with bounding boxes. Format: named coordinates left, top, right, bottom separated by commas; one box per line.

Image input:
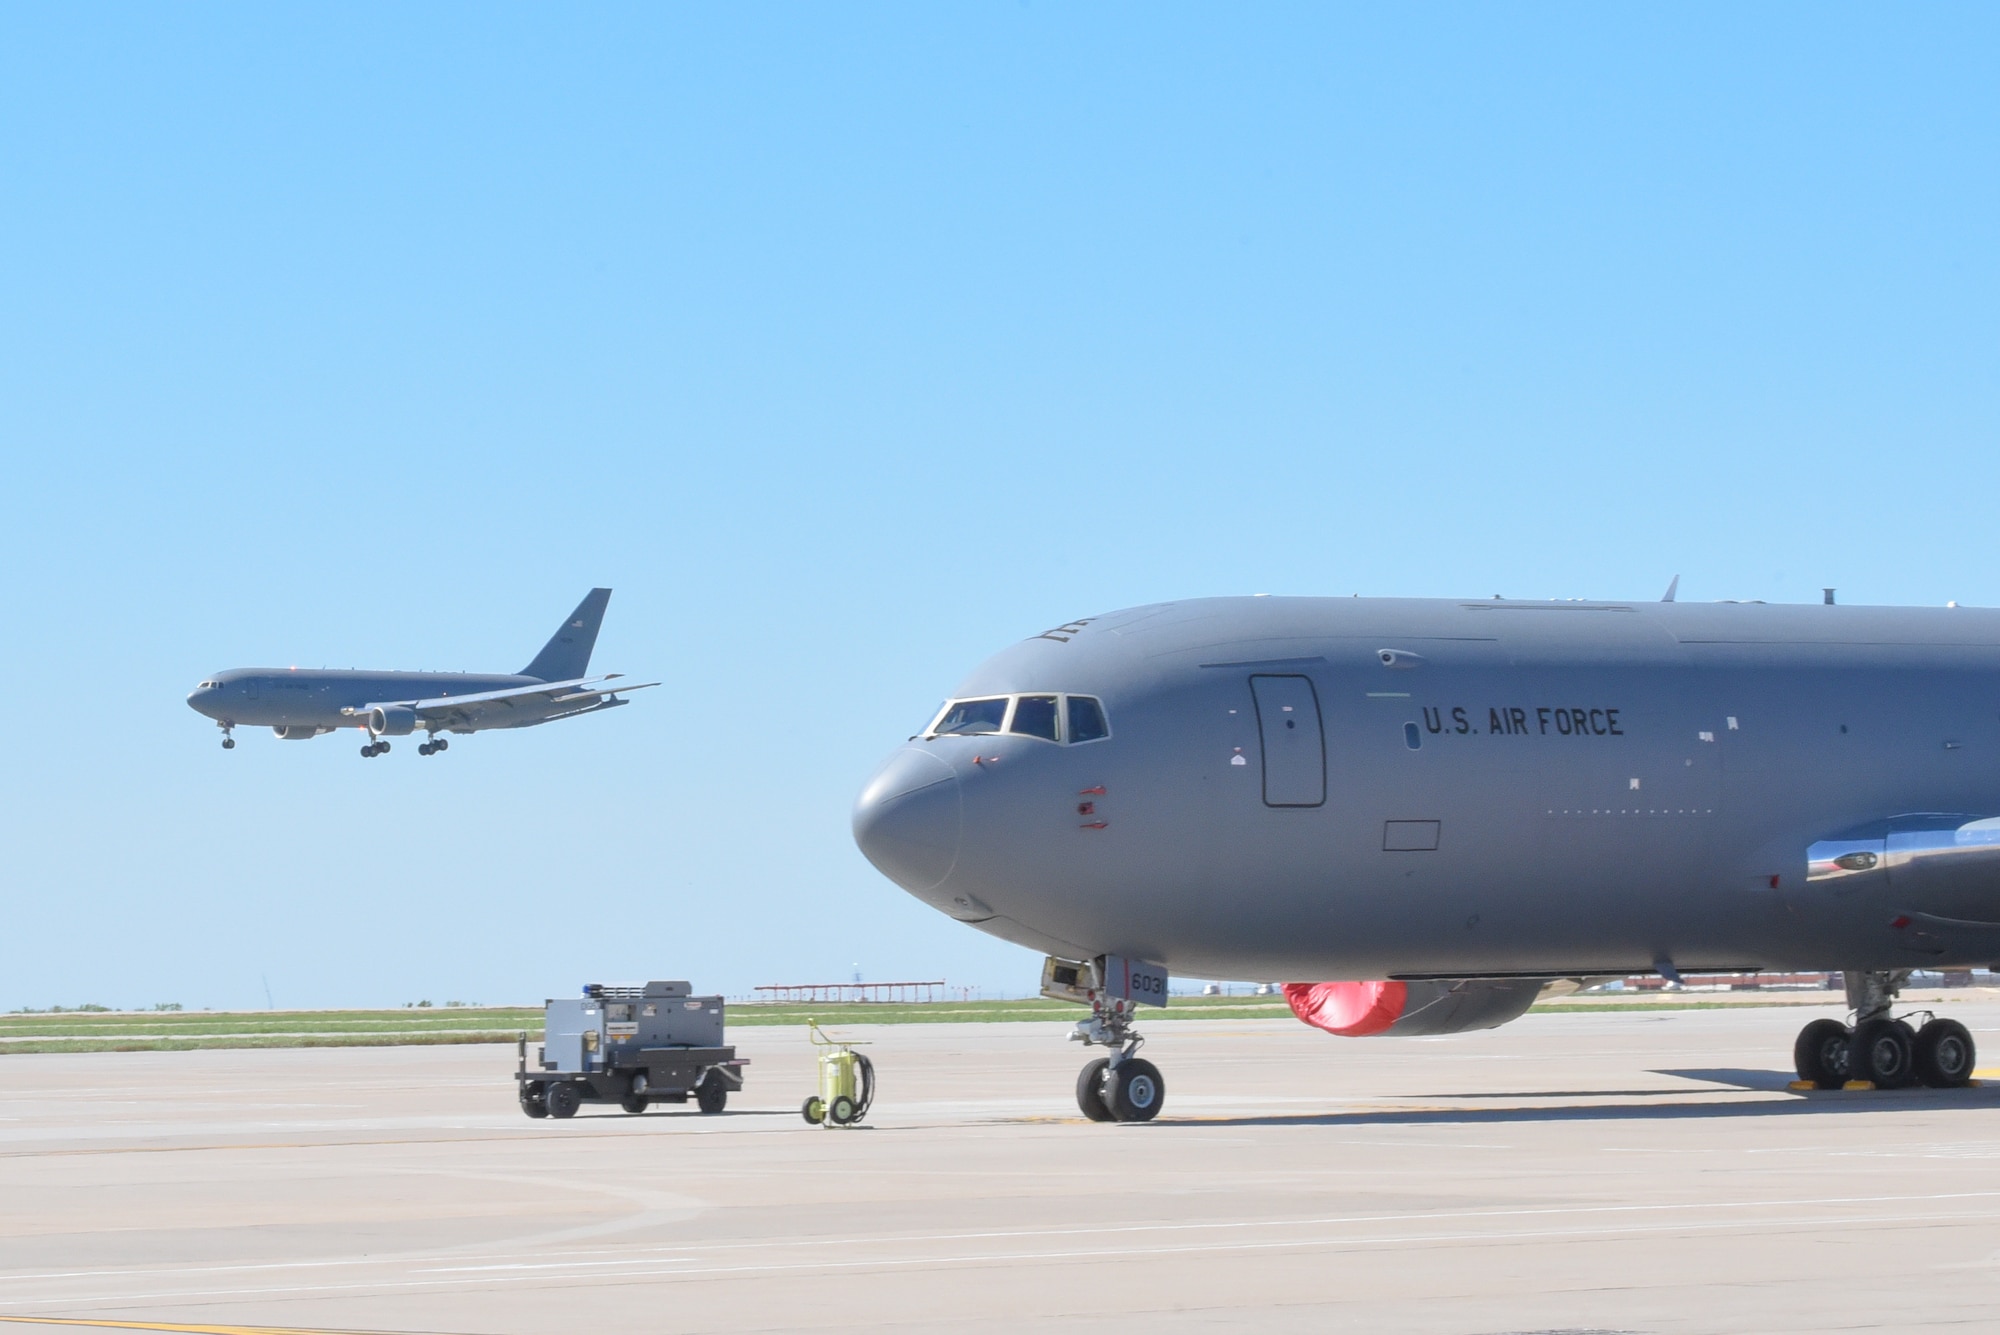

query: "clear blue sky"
left=2, top=5, right=1996, bottom=1010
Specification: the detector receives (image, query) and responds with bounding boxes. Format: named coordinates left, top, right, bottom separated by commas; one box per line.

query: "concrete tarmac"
left=6, top=1002, right=2000, bottom=1334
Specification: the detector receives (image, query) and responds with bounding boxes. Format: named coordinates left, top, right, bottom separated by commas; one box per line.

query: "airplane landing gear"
left=218, top=722, right=235, bottom=750
left=1070, top=993, right=1165, bottom=1122
left=1851, top=1017, right=1918, bottom=1088
left=1916, top=1018, right=1976, bottom=1086
left=1790, top=970, right=1976, bottom=1090
left=360, top=740, right=392, bottom=758
left=1793, top=1017, right=1850, bottom=1089
left=418, top=736, right=449, bottom=756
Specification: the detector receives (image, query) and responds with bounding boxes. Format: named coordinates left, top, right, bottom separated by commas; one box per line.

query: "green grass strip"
left=0, top=993, right=1841, bottom=1054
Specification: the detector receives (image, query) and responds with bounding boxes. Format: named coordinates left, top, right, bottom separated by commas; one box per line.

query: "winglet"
left=521, top=588, right=613, bottom=681
left=1661, top=575, right=1680, bottom=603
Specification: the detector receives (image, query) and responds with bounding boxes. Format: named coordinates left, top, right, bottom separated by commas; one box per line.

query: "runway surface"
left=6, top=1002, right=2000, bottom=1334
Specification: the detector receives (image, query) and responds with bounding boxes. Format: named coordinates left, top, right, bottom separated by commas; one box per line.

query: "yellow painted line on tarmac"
left=0, top=1319, right=436, bottom=1335
left=1974, top=1069, right=2000, bottom=1080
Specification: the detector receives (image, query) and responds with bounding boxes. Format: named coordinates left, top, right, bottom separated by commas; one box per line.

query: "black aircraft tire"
left=1076, top=1058, right=1113, bottom=1122
left=696, top=1075, right=728, bottom=1115
left=545, top=1082, right=582, bottom=1119
left=1794, top=1018, right=1851, bottom=1089
left=1107, top=1057, right=1166, bottom=1123
left=1916, top=1018, right=1977, bottom=1088
left=1851, top=1018, right=1918, bottom=1089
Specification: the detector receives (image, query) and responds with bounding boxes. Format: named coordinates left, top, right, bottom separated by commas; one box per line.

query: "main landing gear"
left=360, top=739, right=392, bottom=758
left=1792, top=969, right=1978, bottom=1090
left=417, top=736, right=450, bottom=756
left=1071, top=994, right=1165, bottom=1123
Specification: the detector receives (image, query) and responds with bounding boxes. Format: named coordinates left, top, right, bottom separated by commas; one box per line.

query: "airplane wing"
left=341, top=676, right=660, bottom=731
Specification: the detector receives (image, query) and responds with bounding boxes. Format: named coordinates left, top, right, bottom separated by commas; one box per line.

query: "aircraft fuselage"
left=187, top=669, right=539, bottom=733
left=854, top=595, right=2000, bottom=981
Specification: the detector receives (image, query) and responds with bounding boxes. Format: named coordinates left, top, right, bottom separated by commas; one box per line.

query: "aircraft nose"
left=852, top=747, right=963, bottom=893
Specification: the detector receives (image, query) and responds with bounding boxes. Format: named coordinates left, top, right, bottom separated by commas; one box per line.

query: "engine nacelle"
left=1282, top=978, right=1547, bottom=1038
left=368, top=706, right=418, bottom=737
left=270, top=725, right=327, bottom=740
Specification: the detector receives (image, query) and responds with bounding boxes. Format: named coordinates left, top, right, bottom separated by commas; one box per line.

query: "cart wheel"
left=520, top=1091, right=548, bottom=1119
left=546, top=1082, right=582, bottom=1119
left=620, top=1095, right=648, bottom=1115
left=828, top=1094, right=857, bottom=1125
left=801, top=1096, right=825, bottom=1124
left=696, top=1074, right=728, bottom=1114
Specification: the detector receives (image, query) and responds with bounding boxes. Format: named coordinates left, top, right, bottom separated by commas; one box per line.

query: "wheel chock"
left=1842, top=1080, right=1877, bottom=1091
left=1786, top=1080, right=1817, bottom=1091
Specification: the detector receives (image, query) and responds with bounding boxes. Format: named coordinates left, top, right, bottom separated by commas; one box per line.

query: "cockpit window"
left=930, top=697, right=1009, bottom=736
left=926, top=693, right=1111, bottom=744
left=1010, top=695, right=1059, bottom=741
left=1067, top=695, right=1109, bottom=743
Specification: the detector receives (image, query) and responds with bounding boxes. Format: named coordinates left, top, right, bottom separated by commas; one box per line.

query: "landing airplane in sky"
left=186, top=588, right=655, bottom=758
left=854, top=589, right=1995, bottom=1121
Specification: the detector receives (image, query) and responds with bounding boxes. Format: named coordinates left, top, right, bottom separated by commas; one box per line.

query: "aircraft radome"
left=186, top=588, right=655, bottom=759
left=853, top=589, right=1997, bottom=1122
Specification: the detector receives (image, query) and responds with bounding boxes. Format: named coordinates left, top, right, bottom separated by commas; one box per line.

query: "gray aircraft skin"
left=853, top=592, right=2000, bottom=1116
left=185, top=588, right=655, bottom=757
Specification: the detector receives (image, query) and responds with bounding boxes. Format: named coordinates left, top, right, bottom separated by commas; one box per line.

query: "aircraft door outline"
left=1249, top=674, right=1326, bottom=808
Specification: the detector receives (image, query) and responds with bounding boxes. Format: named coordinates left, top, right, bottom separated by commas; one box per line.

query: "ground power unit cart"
left=517, top=981, right=746, bottom=1119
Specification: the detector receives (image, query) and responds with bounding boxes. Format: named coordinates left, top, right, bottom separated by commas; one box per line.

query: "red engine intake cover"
left=1281, top=980, right=1408, bottom=1037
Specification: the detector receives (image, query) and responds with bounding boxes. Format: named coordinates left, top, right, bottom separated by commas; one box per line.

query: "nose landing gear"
left=1070, top=995, right=1166, bottom=1123
left=217, top=721, right=236, bottom=750
left=1791, top=970, right=1978, bottom=1090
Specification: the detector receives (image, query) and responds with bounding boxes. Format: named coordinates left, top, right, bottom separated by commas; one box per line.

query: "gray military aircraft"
left=854, top=590, right=1996, bottom=1121
left=186, top=588, right=655, bottom=758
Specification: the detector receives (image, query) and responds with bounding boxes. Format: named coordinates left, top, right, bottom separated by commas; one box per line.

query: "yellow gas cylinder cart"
left=799, top=1019, right=875, bottom=1127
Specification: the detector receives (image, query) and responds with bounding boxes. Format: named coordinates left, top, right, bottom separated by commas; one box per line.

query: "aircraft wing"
left=341, top=676, right=659, bottom=729
left=401, top=675, right=657, bottom=712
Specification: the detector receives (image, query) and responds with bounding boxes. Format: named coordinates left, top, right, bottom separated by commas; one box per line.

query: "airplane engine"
left=1282, top=978, right=1547, bottom=1038
left=270, top=725, right=327, bottom=740
left=368, top=706, right=418, bottom=736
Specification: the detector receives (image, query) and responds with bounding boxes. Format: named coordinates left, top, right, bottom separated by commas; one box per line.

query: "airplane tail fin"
left=521, top=588, right=613, bottom=681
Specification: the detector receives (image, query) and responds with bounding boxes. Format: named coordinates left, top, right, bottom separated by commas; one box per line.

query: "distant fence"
left=1619, top=972, right=1835, bottom=991
left=1614, top=969, right=1976, bottom=992
left=753, top=980, right=947, bottom=1004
